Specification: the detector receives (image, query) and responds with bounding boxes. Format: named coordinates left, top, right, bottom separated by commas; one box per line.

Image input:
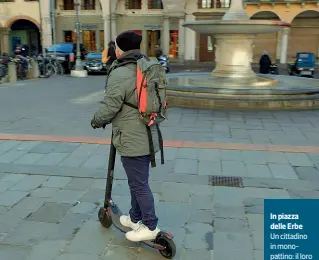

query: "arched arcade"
left=250, top=11, right=281, bottom=63
left=6, top=17, right=41, bottom=55
left=287, top=10, right=319, bottom=62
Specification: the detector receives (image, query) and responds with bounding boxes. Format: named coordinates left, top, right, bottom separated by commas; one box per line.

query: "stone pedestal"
left=212, top=35, right=256, bottom=79
left=27, top=59, right=40, bottom=79
left=8, top=62, right=17, bottom=83
left=71, top=70, right=88, bottom=77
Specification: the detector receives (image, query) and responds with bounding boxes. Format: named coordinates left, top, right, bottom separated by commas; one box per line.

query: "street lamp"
left=71, top=0, right=87, bottom=77
left=74, top=0, right=83, bottom=71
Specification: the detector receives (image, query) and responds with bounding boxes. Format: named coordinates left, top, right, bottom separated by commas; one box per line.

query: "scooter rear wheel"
left=98, top=207, right=113, bottom=228
left=156, top=236, right=176, bottom=259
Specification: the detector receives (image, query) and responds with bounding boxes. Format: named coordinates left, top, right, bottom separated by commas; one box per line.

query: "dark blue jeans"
left=121, top=155, right=158, bottom=231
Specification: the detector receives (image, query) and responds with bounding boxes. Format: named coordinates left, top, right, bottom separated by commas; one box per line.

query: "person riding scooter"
left=91, top=30, right=162, bottom=242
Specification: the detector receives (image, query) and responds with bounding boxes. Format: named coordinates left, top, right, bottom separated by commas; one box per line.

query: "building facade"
left=1, top=0, right=318, bottom=64
left=0, top=0, right=52, bottom=55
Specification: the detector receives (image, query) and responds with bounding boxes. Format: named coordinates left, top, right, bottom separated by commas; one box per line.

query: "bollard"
left=8, top=62, right=17, bottom=83
left=28, top=59, right=39, bottom=79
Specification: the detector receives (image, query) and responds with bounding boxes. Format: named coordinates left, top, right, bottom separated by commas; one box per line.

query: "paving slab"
left=0, top=244, right=32, bottom=260
left=0, top=190, right=29, bottom=207
left=26, top=202, right=73, bottom=223
left=26, top=240, right=68, bottom=260
left=184, top=222, right=213, bottom=250
left=35, top=153, right=69, bottom=166
left=1, top=221, right=57, bottom=246
left=42, top=176, right=72, bottom=188
left=48, top=189, right=86, bottom=204
left=0, top=150, right=27, bottom=163
left=65, top=220, right=110, bottom=255
left=10, top=175, right=48, bottom=192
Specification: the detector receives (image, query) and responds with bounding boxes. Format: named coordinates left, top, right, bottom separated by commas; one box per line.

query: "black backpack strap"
left=156, top=124, right=164, bottom=165
left=146, top=126, right=156, bottom=168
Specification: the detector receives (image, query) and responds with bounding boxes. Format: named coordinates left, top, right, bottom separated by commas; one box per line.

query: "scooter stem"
left=104, top=137, right=116, bottom=208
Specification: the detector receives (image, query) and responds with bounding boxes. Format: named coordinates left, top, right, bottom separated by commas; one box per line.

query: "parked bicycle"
left=11, top=56, right=30, bottom=80
left=36, top=54, right=64, bottom=77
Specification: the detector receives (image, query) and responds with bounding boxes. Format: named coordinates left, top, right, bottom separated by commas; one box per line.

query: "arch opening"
left=10, top=19, right=41, bottom=56
left=250, top=11, right=281, bottom=63
left=288, top=10, right=319, bottom=62
left=250, top=11, right=281, bottom=21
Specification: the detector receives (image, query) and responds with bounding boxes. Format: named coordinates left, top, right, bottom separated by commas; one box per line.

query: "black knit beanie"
left=115, top=30, right=142, bottom=52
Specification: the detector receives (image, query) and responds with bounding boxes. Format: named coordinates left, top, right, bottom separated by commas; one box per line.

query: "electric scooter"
left=98, top=140, right=176, bottom=259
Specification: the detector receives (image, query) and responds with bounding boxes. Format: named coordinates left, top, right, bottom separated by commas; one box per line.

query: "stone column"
left=280, top=28, right=290, bottom=64
left=103, top=15, right=111, bottom=48
left=1, top=29, right=10, bottom=54
left=111, top=14, right=117, bottom=41
left=184, top=14, right=196, bottom=61
left=142, top=29, right=147, bottom=54
left=275, top=31, right=281, bottom=64
left=41, top=16, right=53, bottom=48
left=162, top=16, right=170, bottom=55
left=178, top=17, right=185, bottom=63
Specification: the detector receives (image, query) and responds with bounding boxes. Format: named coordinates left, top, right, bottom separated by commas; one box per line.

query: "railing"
left=125, top=0, right=142, bottom=9
left=148, top=0, right=163, bottom=9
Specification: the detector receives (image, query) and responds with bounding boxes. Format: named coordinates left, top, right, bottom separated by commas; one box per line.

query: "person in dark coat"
left=259, top=51, right=272, bottom=74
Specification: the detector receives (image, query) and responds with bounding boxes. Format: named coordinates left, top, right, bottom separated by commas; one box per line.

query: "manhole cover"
left=208, top=176, right=243, bottom=187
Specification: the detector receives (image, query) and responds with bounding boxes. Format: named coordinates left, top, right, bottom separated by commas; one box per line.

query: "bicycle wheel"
left=45, top=64, right=56, bottom=77
left=54, top=61, right=64, bottom=75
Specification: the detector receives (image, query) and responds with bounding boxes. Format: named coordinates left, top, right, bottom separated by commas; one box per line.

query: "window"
left=2, top=0, right=15, bottom=2
left=198, top=0, right=231, bottom=8
left=82, top=30, right=96, bottom=51
left=82, top=0, right=95, bottom=10
left=63, top=0, right=74, bottom=10
left=198, top=0, right=213, bottom=8
left=216, top=0, right=231, bottom=8
left=148, top=0, right=163, bottom=9
left=125, top=0, right=142, bottom=9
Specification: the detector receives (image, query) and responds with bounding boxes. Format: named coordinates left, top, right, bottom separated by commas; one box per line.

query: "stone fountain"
left=167, top=0, right=319, bottom=110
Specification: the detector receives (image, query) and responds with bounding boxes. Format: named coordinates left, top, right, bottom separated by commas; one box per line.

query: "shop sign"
left=144, top=24, right=162, bottom=30
left=74, top=24, right=98, bottom=30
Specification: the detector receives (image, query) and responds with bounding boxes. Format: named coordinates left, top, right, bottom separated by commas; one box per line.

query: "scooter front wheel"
left=156, top=236, right=176, bottom=259
left=98, top=207, right=113, bottom=228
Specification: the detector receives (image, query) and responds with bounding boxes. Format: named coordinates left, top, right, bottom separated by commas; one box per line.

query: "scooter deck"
left=109, top=202, right=131, bottom=233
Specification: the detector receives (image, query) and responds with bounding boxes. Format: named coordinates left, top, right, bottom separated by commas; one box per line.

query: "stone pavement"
left=1, top=75, right=319, bottom=259
left=1, top=139, right=319, bottom=260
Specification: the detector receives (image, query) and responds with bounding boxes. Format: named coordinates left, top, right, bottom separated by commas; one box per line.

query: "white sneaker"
left=125, top=223, right=160, bottom=242
left=120, top=215, right=141, bottom=230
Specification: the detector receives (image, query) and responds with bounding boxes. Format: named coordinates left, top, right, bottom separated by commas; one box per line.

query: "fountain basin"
left=167, top=73, right=319, bottom=110
left=183, top=20, right=291, bottom=34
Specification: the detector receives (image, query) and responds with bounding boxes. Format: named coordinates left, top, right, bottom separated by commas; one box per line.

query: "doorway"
left=147, top=30, right=161, bottom=57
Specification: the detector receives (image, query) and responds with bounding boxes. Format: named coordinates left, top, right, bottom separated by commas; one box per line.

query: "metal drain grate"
left=208, top=176, right=243, bottom=187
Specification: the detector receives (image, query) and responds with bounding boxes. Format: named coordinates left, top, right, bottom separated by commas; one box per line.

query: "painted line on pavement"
left=0, top=133, right=319, bottom=154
